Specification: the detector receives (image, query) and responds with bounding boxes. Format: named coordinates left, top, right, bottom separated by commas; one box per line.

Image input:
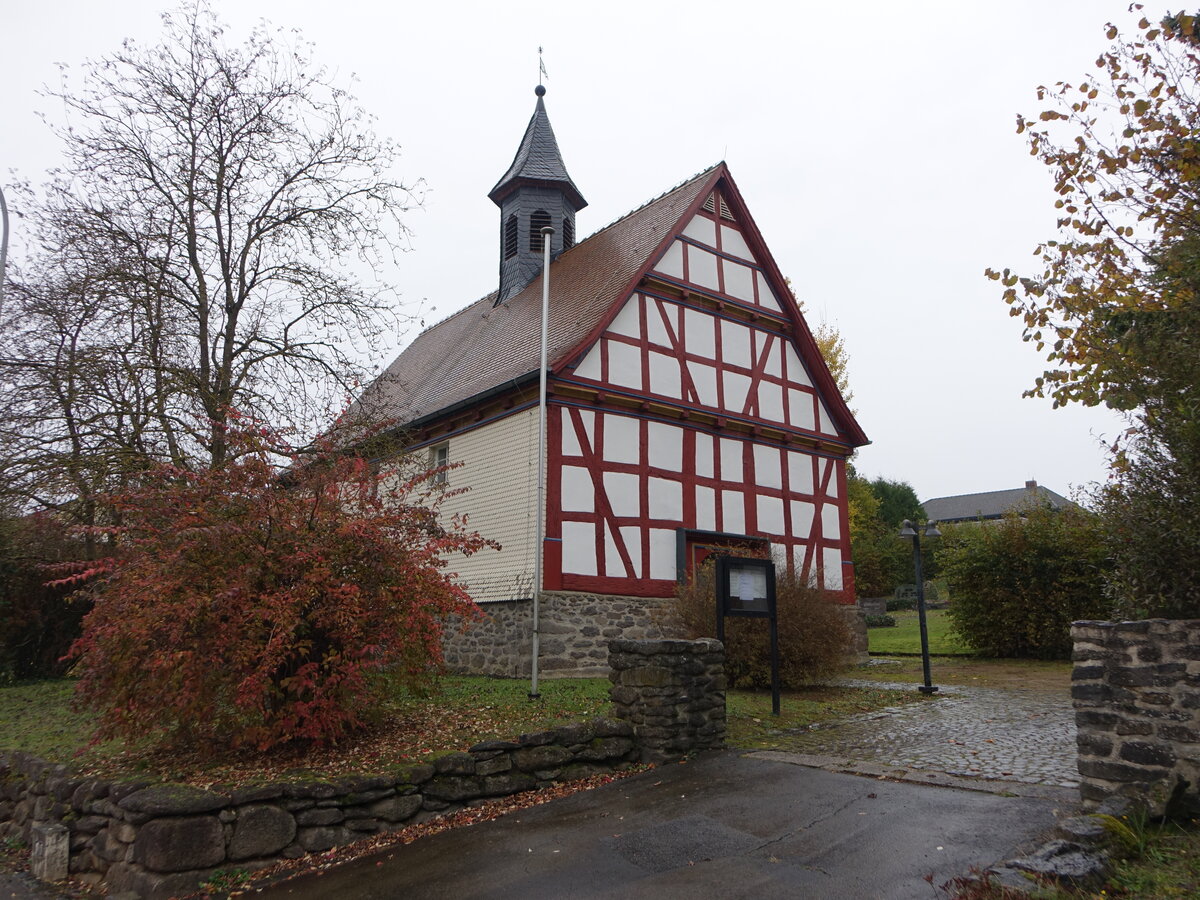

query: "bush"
left=0, top=513, right=89, bottom=681
left=66, top=415, right=494, bottom=753
left=864, top=613, right=896, bottom=628
left=670, top=562, right=852, bottom=689
left=936, top=506, right=1110, bottom=659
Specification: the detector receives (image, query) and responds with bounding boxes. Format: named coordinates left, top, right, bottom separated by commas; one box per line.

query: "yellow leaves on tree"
left=986, top=10, right=1200, bottom=410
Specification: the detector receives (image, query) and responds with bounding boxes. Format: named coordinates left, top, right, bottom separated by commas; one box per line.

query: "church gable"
left=564, top=181, right=849, bottom=444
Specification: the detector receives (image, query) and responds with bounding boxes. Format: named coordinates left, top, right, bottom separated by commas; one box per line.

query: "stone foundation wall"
left=608, top=638, right=726, bottom=763
left=443, top=592, right=677, bottom=677
left=1071, top=619, right=1200, bottom=815
left=0, top=717, right=638, bottom=900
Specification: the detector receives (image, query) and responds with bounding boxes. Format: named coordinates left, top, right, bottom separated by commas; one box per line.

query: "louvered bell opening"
left=530, top=209, right=551, bottom=251
left=562, top=216, right=574, bottom=250
left=504, top=214, right=518, bottom=259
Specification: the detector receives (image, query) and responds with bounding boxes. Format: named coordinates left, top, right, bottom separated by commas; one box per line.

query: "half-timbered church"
left=359, top=86, right=868, bottom=676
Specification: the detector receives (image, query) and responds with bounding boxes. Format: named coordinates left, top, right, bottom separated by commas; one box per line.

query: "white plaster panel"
left=619, top=526, right=644, bottom=578
left=723, top=260, right=755, bottom=303
left=823, top=460, right=839, bottom=498
left=821, top=504, right=840, bottom=540
left=791, top=544, right=806, bottom=578
left=687, top=361, right=718, bottom=407
left=648, top=422, right=683, bottom=472
left=604, top=471, right=641, bottom=518
left=574, top=345, right=601, bottom=381
left=753, top=444, right=782, bottom=489
left=788, top=452, right=815, bottom=495
left=723, top=370, right=752, bottom=414
left=648, top=351, right=681, bottom=399
left=562, top=521, right=597, bottom=576
left=755, top=270, right=784, bottom=311
left=770, top=542, right=789, bottom=572
left=646, top=299, right=672, bottom=347
left=604, top=523, right=630, bottom=577
left=655, top=240, right=685, bottom=279
left=695, top=486, right=716, bottom=531
left=823, top=547, right=844, bottom=589
left=683, top=214, right=717, bottom=246
left=764, top=339, right=782, bottom=378
left=791, top=500, right=815, bottom=537
left=694, top=433, right=714, bottom=478
left=606, top=340, right=642, bottom=390
left=721, top=490, right=745, bottom=534
left=603, top=414, right=640, bottom=465
left=818, top=401, right=838, bottom=436
left=720, top=224, right=753, bottom=261
left=687, top=245, right=720, bottom=290
left=648, top=477, right=683, bottom=520
left=562, top=413, right=583, bottom=457
left=649, top=529, right=677, bottom=580
left=608, top=296, right=641, bottom=338
left=685, top=308, right=715, bottom=357
left=788, top=389, right=815, bottom=431
left=720, top=438, right=744, bottom=482
left=784, top=343, right=812, bottom=387
left=721, top=319, right=752, bottom=368
left=561, top=465, right=594, bottom=513
left=757, top=495, right=785, bottom=535
left=758, top=380, right=784, bottom=422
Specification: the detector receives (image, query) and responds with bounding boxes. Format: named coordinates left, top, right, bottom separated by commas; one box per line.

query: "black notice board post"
left=715, top=556, right=780, bottom=715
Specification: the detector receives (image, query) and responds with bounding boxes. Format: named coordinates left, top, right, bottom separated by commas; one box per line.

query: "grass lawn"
left=725, top=684, right=921, bottom=750
left=852, top=655, right=1072, bottom=692
left=0, top=673, right=915, bottom=786
left=867, top=608, right=974, bottom=656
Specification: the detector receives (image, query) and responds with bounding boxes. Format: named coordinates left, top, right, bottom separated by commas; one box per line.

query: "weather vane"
left=538, top=46, right=548, bottom=86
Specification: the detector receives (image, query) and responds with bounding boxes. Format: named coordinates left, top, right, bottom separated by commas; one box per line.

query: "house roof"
left=358, top=166, right=718, bottom=426
left=356, top=162, right=868, bottom=449
left=922, top=481, right=1078, bottom=523
left=488, top=87, right=587, bottom=211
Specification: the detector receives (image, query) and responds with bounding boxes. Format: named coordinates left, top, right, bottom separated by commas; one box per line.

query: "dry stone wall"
left=3, top=638, right=725, bottom=899
left=608, top=638, right=726, bottom=762
left=442, top=591, right=675, bottom=677
left=1071, top=619, right=1200, bottom=815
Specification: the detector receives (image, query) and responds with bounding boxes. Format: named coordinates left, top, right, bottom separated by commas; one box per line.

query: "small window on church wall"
left=504, top=215, right=518, bottom=259
left=530, top=209, right=551, bottom=251
left=562, top=217, right=574, bottom=250
left=429, top=442, right=449, bottom=484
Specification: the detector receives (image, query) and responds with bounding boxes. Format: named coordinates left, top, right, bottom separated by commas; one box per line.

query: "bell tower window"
left=530, top=209, right=551, bottom=251
left=504, top=214, right=518, bottom=259
left=562, top=217, right=574, bottom=250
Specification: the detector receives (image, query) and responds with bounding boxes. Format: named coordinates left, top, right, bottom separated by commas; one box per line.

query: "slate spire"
left=491, top=86, right=587, bottom=304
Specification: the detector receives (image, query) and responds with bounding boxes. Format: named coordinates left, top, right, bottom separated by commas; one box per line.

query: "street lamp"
left=899, top=519, right=941, bottom=695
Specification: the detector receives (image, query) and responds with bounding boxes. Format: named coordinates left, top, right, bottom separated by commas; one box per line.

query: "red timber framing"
left=542, top=175, right=861, bottom=602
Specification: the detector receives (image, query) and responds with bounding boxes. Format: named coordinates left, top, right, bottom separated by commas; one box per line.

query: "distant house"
left=922, top=480, right=1078, bottom=525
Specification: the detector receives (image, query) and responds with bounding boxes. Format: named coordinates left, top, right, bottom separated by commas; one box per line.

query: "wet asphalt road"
left=261, top=750, right=1075, bottom=900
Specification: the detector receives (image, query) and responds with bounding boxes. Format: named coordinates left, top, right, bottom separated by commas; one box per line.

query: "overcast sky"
left=3, top=0, right=1160, bottom=504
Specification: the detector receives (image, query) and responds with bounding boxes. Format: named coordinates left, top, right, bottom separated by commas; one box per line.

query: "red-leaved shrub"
left=66, top=415, right=494, bottom=752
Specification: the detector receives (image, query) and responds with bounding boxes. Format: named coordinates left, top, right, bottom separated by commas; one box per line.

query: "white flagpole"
left=531, top=225, right=553, bottom=699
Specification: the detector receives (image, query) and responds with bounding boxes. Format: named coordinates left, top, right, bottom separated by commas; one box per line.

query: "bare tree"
left=3, top=0, right=418, bottom=494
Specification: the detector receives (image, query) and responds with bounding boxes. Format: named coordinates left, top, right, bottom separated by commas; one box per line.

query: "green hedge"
left=935, top=506, right=1110, bottom=659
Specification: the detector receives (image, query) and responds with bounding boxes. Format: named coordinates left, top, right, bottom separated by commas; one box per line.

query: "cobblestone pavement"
left=767, top=679, right=1078, bottom=789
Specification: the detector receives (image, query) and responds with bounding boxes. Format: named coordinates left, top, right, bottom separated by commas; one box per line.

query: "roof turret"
left=489, top=86, right=587, bottom=212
